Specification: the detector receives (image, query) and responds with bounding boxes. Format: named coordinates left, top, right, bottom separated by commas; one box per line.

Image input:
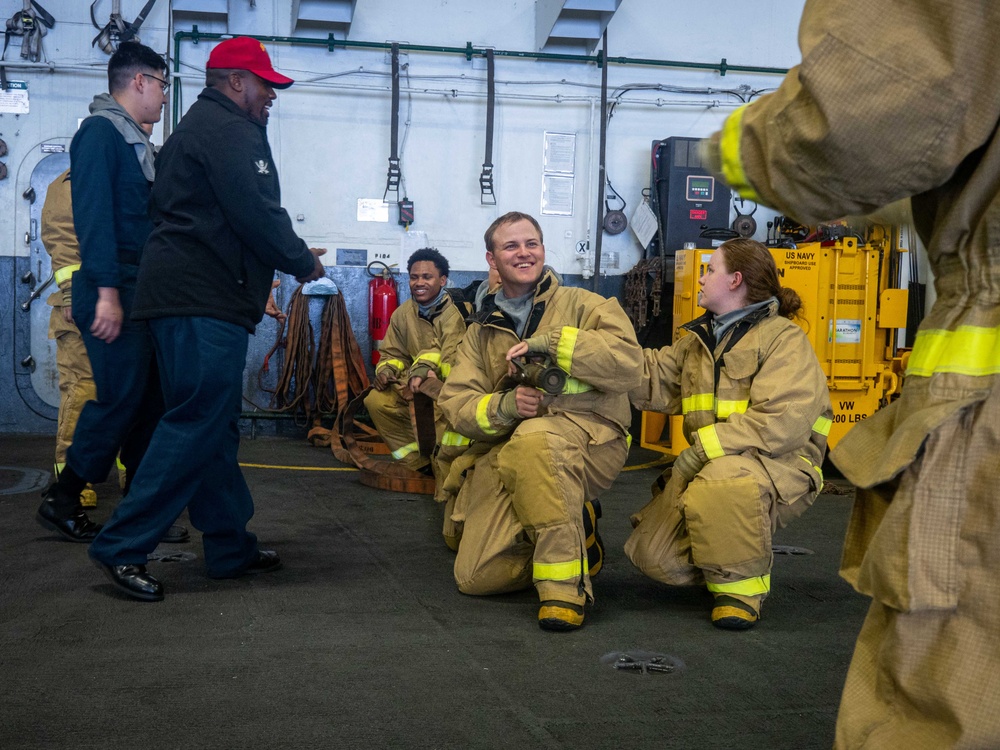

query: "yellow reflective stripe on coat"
left=533, top=557, right=587, bottom=581
left=907, top=325, right=1000, bottom=377
left=812, top=415, right=832, bottom=436
left=392, top=442, right=419, bottom=460
left=800, top=456, right=825, bottom=493
left=682, top=393, right=715, bottom=414
left=681, top=394, right=747, bottom=418
left=561, top=376, right=593, bottom=394
left=377, top=358, right=407, bottom=375
left=476, top=395, right=499, bottom=435
left=439, top=362, right=451, bottom=379
left=707, top=575, right=770, bottom=596
left=716, top=399, right=748, bottom=419
left=440, top=430, right=471, bottom=447
left=555, top=326, right=579, bottom=372
left=719, top=106, right=762, bottom=203
left=54, top=264, right=80, bottom=285
left=414, top=352, right=442, bottom=366
left=698, top=424, right=725, bottom=459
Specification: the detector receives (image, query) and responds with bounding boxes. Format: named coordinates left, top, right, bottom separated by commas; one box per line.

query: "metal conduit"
left=172, top=27, right=788, bottom=128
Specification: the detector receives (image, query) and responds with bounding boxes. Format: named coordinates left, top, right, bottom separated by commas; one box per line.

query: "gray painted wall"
left=0, top=0, right=808, bottom=435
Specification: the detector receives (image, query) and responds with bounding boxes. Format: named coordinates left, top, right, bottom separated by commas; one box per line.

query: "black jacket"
left=134, top=87, right=315, bottom=332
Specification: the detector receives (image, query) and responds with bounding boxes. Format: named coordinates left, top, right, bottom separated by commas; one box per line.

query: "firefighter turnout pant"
left=49, top=306, right=96, bottom=467
left=453, top=414, right=626, bottom=606
left=625, top=453, right=781, bottom=600
left=364, top=386, right=433, bottom=472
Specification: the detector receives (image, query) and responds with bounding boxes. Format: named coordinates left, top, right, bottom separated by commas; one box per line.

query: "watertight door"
left=22, top=152, right=71, bottom=409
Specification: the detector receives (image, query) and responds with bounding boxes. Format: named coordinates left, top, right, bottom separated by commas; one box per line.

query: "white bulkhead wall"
left=0, top=0, right=806, bottom=272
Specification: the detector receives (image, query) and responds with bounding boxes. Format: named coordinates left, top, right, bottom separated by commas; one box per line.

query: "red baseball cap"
left=207, top=37, right=294, bottom=89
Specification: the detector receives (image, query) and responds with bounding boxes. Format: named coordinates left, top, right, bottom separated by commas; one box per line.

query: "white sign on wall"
left=541, top=131, right=576, bottom=216
left=0, top=81, right=29, bottom=114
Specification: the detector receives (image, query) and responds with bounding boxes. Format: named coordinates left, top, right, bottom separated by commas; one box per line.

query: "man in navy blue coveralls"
left=34, top=43, right=187, bottom=545
left=87, top=37, right=325, bottom=601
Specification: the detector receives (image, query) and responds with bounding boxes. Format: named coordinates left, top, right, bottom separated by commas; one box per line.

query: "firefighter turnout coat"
left=626, top=302, right=832, bottom=596
left=704, top=1, right=1000, bottom=746
left=364, top=293, right=468, bottom=474
left=438, top=269, right=642, bottom=605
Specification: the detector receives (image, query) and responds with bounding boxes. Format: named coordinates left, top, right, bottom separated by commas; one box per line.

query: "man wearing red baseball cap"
left=207, top=36, right=294, bottom=89
left=87, top=36, right=325, bottom=601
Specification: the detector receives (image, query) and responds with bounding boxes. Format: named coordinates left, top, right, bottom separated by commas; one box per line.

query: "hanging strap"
left=30, top=1, right=54, bottom=29
left=2, top=0, right=53, bottom=85
left=383, top=42, right=402, bottom=202
left=479, top=49, right=496, bottom=205
left=118, top=0, right=157, bottom=44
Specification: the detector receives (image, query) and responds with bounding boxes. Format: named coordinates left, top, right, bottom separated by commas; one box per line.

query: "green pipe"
left=171, top=27, right=788, bottom=125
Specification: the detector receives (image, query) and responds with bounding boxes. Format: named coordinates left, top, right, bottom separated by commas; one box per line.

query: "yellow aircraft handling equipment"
left=640, top=225, right=910, bottom=456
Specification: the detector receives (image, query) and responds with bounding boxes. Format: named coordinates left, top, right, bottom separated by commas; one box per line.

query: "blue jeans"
left=89, top=316, right=258, bottom=577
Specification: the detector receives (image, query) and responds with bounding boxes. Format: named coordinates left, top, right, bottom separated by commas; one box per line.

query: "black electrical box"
left=398, top=200, right=414, bottom=227
left=650, top=137, right=732, bottom=256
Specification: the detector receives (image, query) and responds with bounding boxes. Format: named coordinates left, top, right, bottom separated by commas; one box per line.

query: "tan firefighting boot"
left=538, top=600, right=585, bottom=632
left=711, top=593, right=761, bottom=630
left=56, top=463, right=98, bottom=508
left=80, top=484, right=98, bottom=508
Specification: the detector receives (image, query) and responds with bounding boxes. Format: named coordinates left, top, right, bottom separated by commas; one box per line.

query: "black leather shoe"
left=93, top=560, right=164, bottom=602
left=161, top=524, right=190, bottom=544
left=210, top=549, right=282, bottom=579
left=37, top=492, right=102, bottom=543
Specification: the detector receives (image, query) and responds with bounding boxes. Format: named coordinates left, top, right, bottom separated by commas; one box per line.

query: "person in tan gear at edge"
left=438, top=211, right=642, bottom=631
left=702, top=1, right=1000, bottom=746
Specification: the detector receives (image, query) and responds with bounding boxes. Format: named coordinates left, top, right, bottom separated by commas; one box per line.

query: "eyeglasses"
left=141, top=73, right=170, bottom=93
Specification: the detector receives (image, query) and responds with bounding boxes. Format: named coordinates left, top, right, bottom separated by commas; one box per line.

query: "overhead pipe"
left=171, top=28, right=788, bottom=127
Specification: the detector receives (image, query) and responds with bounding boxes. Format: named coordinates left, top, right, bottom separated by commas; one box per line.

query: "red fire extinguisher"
left=367, top=261, right=398, bottom=366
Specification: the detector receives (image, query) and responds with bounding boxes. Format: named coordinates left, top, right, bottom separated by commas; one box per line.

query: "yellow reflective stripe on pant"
left=555, top=326, right=579, bottom=372
left=54, top=264, right=80, bottom=286
left=907, top=325, right=1000, bottom=377
left=718, top=105, right=762, bottom=203
left=392, top=441, right=420, bottom=460
left=440, top=430, right=471, bottom=447
left=534, top=557, right=588, bottom=582
left=707, top=575, right=770, bottom=597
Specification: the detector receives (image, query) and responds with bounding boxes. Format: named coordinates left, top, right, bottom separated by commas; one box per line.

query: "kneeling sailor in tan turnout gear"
left=365, top=247, right=469, bottom=474
left=626, top=238, right=832, bottom=630
left=438, top=211, right=642, bottom=631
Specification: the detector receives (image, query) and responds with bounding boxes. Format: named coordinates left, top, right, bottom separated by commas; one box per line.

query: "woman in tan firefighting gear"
left=702, top=2, right=1000, bottom=745
left=626, top=238, right=833, bottom=630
